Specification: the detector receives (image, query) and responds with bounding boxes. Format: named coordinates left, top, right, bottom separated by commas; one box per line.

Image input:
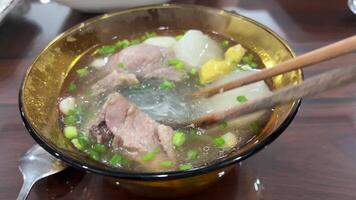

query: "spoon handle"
left=16, top=178, right=36, bottom=200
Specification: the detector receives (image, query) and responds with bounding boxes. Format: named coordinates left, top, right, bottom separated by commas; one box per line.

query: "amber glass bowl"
left=19, top=4, right=302, bottom=197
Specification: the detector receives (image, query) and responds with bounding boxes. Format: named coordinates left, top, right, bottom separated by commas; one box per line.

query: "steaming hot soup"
left=58, top=29, right=272, bottom=172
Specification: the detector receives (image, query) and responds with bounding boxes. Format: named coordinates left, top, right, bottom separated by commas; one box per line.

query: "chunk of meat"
left=91, top=71, right=139, bottom=95
left=106, top=44, right=184, bottom=81
left=88, top=93, right=176, bottom=170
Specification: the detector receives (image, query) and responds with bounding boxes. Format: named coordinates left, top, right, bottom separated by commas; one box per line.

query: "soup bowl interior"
left=19, top=4, right=302, bottom=197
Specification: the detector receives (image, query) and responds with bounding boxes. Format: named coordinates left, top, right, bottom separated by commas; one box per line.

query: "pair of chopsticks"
left=184, top=35, right=356, bottom=127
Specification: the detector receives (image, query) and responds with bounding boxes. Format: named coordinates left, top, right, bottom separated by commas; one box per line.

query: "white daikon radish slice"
left=173, top=30, right=223, bottom=69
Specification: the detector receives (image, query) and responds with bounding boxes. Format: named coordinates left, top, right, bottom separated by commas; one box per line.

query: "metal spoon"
left=17, top=144, right=67, bottom=200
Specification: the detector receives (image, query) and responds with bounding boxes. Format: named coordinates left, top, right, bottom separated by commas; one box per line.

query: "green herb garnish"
left=187, top=149, right=198, bottom=160
left=172, top=131, right=186, bottom=147
left=236, top=95, right=248, bottom=103
left=117, top=62, right=125, bottom=69
left=71, top=138, right=83, bottom=150
left=109, top=154, right=123, bottom=167
left=64, top=114, right=77, bottom=126
left=167, top=58, right=185, bottom=70
left=242, top=53, right=257, bottom=68
left=76, top=67, right=89, bottom=77
left=142, top=147, right=161, bottom=161
left=221, top=40, right=230, bottom=49
left=175, top=35, right=183, bottom=41
left=249, top=122, right=259, bottom=132
left=97, top=45, right=118, bottom=55
left=160, top=160, right=173, bottom=167
left=68, top=81, right=77, bottom=92
left=218, top=121, right=228, bottom=129
left=189, top=68, right=198, bottom=75
left=89, top=149, right=99, bottom=161
left=93, top=144, right=107, bottom=153
left=64, top=126, right=78, bottom=139
left=179, top=163, right=193, bottom=170
left=213, top=136, right=225, bottom=147
left=159, top=80, right=174, bottom=90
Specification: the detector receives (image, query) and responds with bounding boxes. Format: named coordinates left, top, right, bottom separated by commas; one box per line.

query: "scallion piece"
left=71, top=138, right=83, bottom=150
left=236, top=95, right=248, bottom=103
left=109, top=154, right=123, bottom=167
left=89, top=149, right=99, bottom=161
left=77, top=135, right=90, bottom=148
left=175, top=35, right=183, bottom=41
left=93, top=144, right=107, bottom=153
left=97, top=45, right=117, bottom=55
left=159, top=80, right=174, bottom=90
left=187, top=149, right=198, bottom=160
left=64, top=126, right=78, bottom=139
left=179, top=163, right=193, bottom=170
left=68, top=81, right=77, bottom=92
left=117, top=62, right=125, bottom=69
left=218, top=121, right=228, bottom=129
left=142, top=147, right=161, bottom=161
left=213, top=136, right=225, bottom=147
left=172, top=131, right=186, bottom=147
left=189, top=68, right=198, bottom=75
left=76, top=67, right=89, bottom=77
left=249, top=122, right=259, bottom=132
left=160, top=160, right=173, bottom=167
left=64, top=114, right=77, bottom=126
left=221, top=40, right=230, bottom=49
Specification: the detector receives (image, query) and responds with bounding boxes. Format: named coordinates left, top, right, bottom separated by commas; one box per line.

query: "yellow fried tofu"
left=199, top=44, right=246, bottom=84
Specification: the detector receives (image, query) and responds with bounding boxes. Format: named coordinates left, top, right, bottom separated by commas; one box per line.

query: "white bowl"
left=54, top=0, right=171, bottom=13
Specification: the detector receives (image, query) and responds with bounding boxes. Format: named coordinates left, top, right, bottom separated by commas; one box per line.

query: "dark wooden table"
left=1, top=0, right=355, bottom=199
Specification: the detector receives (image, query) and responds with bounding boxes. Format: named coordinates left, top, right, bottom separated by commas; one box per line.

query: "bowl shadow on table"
left=29, top=164, right=263, bottom=200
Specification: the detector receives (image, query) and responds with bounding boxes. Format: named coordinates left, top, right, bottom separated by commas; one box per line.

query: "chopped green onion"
left=189, top=68, right=198, bottom=75
left=71, top=138, right=83, bottom=150
left=77, top=135, right=91, bottom=148
left=142, top=147, right=161, bottom=161
left=221, top=40, right=230, bottom=49
left=89, top=149, right=99, bottom=161
left=179, top=163, right=193, bottom=170
left=116, top=39, right=130, bottom=48
left=93, top=144, right=107, bottom=153
left=175, top=35, right=183, bottom=41
left=187, top=149, right=198, bottom=160
left=160, top=160, right=173, bottom=167
left=172, top=131, right=186, bottom=147
left=130, top=39, right=141, bottom=45
left=117, top=62, right=125, bottom=69
left=109, top=154, right=123, bottom=167
left=249, top=122, right=259, bottom=132
left=68, top=81, right=77, bottom=92
left=76, top=67, right=89, bottom=77
left=250, top=62, right=257, bottom=68
left=64, top=114, right=77, bottom=126
left=174, top=62, right=184, bottom=70
left=64, top=126, right=78, bottom=139
left=218, top=121, right=228, bottom=129
left=84, top=89, right=93, bottom=97
left=213, top=136, right=225, bottom=147
left=236, top=95, right=248, bottom=103
left=97, top=45, right=118, bottom=55
left=159, top=80, right=174, bottom=90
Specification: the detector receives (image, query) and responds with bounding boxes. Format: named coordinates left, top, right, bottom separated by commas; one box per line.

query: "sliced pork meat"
left=88, top=93, right=176, bottom=170
left=106, top=43, right=184, bottom=81
left=91, top=71, right=139, bottom=95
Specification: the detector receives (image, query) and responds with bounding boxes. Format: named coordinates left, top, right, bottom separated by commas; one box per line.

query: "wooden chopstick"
left=182, top=64, right=356, bottom=127
left=192, top=35, right=356, bottom=98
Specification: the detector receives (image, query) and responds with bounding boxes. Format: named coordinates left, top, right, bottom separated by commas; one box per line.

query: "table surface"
left=1, top=0, right=356, bottom=199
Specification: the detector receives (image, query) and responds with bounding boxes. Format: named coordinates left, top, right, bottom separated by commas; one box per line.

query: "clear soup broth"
left=58, top=29, right=272, bottom=172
